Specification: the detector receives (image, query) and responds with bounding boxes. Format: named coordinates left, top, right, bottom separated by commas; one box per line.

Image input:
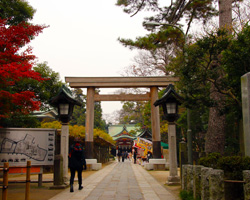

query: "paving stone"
left=49, top=160, right=177, bottom=200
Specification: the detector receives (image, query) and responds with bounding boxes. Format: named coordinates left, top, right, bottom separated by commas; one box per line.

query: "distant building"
left=32, top=109, right=58, bottom=122
left=108, top=124, right=152, bottom=152
left=137, top=128, right=152, bottom=141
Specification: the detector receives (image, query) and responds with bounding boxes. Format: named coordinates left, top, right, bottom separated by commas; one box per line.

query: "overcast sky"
left=27, top=0, right=152, bottom=122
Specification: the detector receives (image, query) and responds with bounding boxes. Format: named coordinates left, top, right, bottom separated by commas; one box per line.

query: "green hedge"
left=199, top=153, right=250, bottom=180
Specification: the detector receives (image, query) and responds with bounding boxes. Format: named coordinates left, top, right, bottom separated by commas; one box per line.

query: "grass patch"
left=179, top=190, right=195, bottom=200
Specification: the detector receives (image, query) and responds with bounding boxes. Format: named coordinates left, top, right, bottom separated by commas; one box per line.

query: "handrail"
left=224, top=179, right=246, bottom=183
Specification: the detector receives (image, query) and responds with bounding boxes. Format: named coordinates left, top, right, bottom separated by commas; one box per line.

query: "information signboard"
left=0, top=128, right=56, bottom=166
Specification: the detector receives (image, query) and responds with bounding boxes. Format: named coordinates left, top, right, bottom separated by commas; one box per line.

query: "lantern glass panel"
left=59, top=103, right=69, bottom=115
left=166, top=102, right=176, bottom=114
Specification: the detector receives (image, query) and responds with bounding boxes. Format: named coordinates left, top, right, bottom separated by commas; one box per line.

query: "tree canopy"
left=116, top=0, right=218, bottom=34
left=41, top=121, right=115, bottom=145
left=16, top=62, right=63, bottom=112
left=118, top=101, right=149, bottom=126
left=116, top=0, right=248, bottom=154
left=173, top=25, right=250, bottom=154
left=69, top=88, right=106, bottom=131
left=0, top=19, right=47, bottom=126
left=0, top=0, right=35, bottom=25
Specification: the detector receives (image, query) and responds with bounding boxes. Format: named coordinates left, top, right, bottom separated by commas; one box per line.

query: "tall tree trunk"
left=205, top=0, right=232, bottom=154
left=205, top=86, right=227, bottom=154
left=219, top=0, right=232, bottom=29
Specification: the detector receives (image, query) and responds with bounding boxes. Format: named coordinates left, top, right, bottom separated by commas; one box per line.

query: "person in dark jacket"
left=133, top=148, right=137, bottom=164
left=117, top=150, right=122, bottom=162
left=122, top=151, right=126, bottom=162
left=147, top=151, right=153, bottom=162
left=68, top=137, right=86, bottom=192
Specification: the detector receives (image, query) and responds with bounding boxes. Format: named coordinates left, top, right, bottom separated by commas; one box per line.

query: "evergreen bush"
left=199, top=153, right=250, bottom=180
left=179, top=190, right=195, bottom=200
left=198, top=153, right=221, bottom=169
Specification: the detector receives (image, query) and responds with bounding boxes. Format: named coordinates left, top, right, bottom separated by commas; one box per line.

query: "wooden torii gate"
left=65, top=76, right=179, bottom=159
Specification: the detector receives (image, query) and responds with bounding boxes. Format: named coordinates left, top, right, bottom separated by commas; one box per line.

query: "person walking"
left=128, top=152, right=132, bottom=161
left=117, top=150, right=122, bottom=162
left=147, top=151, right=152, bottom=162
left=122, top=151, right=126, bottom=162
left=133, top=149, right=137, bottom=164
left=68, top=137, right=86, bottom=192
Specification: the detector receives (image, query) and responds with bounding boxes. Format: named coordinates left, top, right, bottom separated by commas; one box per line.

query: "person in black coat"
left=68, top=137, right=86, bottom=192
left=122, top=151, right=126, bottom=162
left=117, top=150, right=122, bottom=162
left=133, top=149, right=137, bottom=164
left=147, top=151, right=153, bottom=162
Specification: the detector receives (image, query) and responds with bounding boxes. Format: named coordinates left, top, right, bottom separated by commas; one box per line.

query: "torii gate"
left=65, top=76, right=179, bottom=159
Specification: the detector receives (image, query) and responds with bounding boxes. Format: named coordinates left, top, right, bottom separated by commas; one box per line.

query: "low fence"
left=0, top=162, right=9, bottom=200
left=0, top=161, right=32, bottom=200
left=94, top=146, right=110, bottom=163
left=182, top=164, right=250, bottom=200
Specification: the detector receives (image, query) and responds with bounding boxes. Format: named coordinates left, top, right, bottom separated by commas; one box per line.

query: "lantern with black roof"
left=49, top=85, right=81, bottom=124
left=154, top=84, right=183, bottom=122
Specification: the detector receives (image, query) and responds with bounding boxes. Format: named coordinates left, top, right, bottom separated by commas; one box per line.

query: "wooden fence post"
left=2, top=162, right=9, bottom=200
left=25, top=161, right=31, bottom=200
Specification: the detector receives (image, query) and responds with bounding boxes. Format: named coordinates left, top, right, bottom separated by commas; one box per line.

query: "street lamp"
left=50, top=85, right=81, bottom=124
left=154, top=84, right=183, bottom=185
left=49, top=85, right=81, bottom=183
left=154, top=84, right=182, bottom=121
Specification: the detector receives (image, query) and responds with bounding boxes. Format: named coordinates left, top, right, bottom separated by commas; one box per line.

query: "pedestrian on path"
left=68, top=137, right=86, bottom=192
left=133, top=149, right=137, bottom=164
left=117, top=150, right=122, bottom=162
left=128, top=152, right=132, bottom=161
left=122, top=151, right=126, bottom=162
left=147, top=151, right=153, bottom=162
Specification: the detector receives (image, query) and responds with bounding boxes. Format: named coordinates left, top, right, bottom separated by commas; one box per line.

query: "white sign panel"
left=0, top=128, right=56, bottom=166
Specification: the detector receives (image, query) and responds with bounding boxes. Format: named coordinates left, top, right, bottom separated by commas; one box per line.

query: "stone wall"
left=181, top=165, right=239, bottom=200
left=243, top=170, right=250, bottom=200
left=182, top=165, right=250, bottom=200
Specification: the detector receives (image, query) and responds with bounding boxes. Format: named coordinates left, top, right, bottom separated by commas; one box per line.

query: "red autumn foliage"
left=0, top=18, right=47, bottom=119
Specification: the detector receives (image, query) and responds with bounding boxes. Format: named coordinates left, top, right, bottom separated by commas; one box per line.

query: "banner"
left=134, top=137, right=152, bottom=157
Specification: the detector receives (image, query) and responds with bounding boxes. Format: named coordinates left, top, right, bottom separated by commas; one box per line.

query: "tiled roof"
left=113, top=135, right=136, bottom=141
left=108, top=124, right=140, bottom=137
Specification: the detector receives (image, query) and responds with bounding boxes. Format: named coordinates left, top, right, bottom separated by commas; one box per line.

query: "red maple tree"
left=0, top=19, right=47, bottom=119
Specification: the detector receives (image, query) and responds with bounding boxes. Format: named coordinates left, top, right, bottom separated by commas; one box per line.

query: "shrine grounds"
left=1, top=161, right=181, bottom=200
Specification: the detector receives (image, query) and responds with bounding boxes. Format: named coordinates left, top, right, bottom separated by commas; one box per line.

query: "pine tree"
left=205, top=0, right=232, bottom=154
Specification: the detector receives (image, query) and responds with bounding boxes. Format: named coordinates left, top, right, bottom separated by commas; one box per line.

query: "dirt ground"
left=1, top=162, right=181, bottom=200
left=0, top=170, right=97, bottom=200
left=148, top=170, right=181, bottom=199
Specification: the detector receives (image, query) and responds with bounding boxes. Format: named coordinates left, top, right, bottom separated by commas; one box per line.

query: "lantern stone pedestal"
left=167, top=123, right=180, bottom=185
left=167, top=175, right=180, bottom=185
left=61, top=124, right=69, bottom=183
left=49, top=154, right=69, bottom=189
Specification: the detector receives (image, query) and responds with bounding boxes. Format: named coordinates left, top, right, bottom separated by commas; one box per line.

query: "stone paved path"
left=49, top=160, right=177, bottom=200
